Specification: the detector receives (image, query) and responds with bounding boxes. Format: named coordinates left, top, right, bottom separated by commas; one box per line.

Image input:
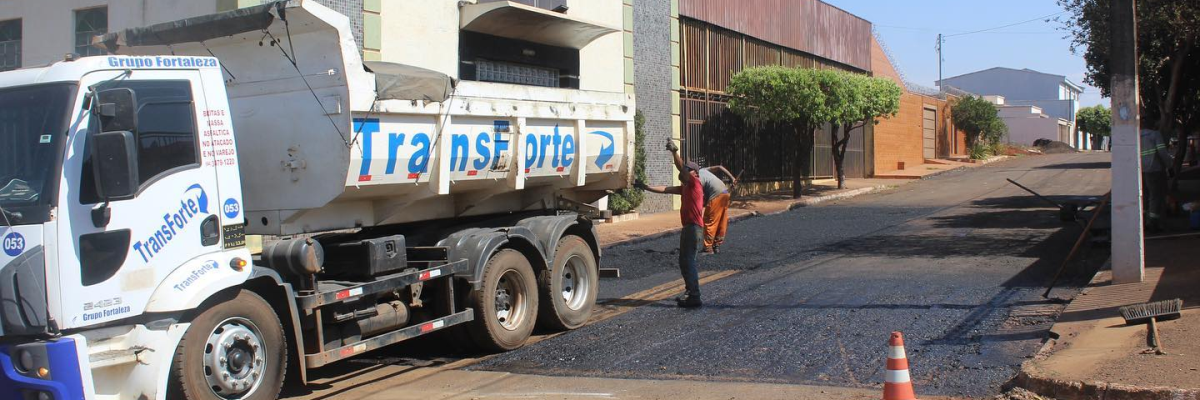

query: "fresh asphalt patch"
left=471, top=153, right=1112, bottom=398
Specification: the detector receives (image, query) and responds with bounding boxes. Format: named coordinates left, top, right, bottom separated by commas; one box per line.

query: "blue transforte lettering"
left=131, top=185, right=210, bottom=263
left=357, top=119, right=595, bottom=179
left=173, top=261, right=220, bottom=292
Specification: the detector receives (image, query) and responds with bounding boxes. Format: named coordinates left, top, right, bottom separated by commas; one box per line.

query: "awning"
left=460, top=1, right=619, bottom=50
left=95, top=1, right=289, bottom=52
left=364, top=61, right=456, bottom=103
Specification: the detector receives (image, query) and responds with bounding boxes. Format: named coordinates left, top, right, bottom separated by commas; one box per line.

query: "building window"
left=0, top=19, right=19, bottom=71
left=74, top=7, right=108, bottom=57
left=477, top=60, right=560, bottom=87
left=459, top=31, right=580, bottom=89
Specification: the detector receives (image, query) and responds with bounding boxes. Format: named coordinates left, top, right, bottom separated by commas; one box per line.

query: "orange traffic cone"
left=884, top=331, right=917, bottom=400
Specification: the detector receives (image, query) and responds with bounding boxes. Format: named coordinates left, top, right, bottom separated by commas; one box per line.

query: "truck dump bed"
left=99, top=0, right=633, bottom=235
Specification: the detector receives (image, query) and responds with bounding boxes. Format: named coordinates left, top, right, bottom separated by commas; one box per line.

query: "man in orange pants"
left=698, top=165, right=736, bottom=253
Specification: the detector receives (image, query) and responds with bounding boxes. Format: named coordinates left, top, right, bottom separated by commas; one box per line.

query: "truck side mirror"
left=90, top=130, right=139, bottom=202
left=94, top=88, right=138, bottom=133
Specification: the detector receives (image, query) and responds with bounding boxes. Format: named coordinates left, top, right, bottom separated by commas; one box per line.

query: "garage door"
left=923, top=107, right=936, bottom=159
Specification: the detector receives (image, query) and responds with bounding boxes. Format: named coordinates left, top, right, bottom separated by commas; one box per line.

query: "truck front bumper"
left=0, top=338, right=87, bottom=400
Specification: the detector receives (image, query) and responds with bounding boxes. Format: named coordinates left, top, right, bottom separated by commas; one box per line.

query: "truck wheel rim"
left=203, top=317, right=267, bottom=399
left=561, top=255, right=591, bottom=311
left=494, top=269, right=528, bottom=331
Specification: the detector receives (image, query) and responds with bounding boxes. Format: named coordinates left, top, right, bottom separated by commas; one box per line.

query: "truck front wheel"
left=169, top=290, right=286, bottom=400
left=538, top=235, right=598, bottom=330
left=466, top=249, right=539, bottom=351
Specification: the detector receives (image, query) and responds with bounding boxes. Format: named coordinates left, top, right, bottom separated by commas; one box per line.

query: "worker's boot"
left=675, top=293, right=702, bottom=308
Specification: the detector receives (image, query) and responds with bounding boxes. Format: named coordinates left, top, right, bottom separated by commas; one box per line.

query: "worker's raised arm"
left=708, top=166, right=737, bottom=184
left=641, top=184, right=682, bottom=195
left=667, top=140, right=684, bottom=171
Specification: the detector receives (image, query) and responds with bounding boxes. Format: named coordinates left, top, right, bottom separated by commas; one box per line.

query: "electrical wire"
left=944, top=10, right=1067, bottom=38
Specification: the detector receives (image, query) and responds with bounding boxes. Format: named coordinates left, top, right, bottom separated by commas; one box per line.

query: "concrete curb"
left=1012, top=367, right=1200, bottom=400
left=1013, top=258, right=1200, bottom=399
left=787, top=185, right=890, bottom=210
left=603, top=185, right=890, bottom=249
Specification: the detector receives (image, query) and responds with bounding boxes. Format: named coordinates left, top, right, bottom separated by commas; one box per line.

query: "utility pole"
left=935, top=34, right=943, bottom=87
left=1109, top=0, right=1144, bottom=283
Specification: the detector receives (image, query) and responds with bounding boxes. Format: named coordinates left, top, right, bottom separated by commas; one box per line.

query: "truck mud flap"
left=304, top=310, right=473, bottom=368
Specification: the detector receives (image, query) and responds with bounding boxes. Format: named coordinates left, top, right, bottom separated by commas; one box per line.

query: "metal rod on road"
left=1006, top=178, right=1065, bottom=210
left=1043, top=191, right=1111, bottom=298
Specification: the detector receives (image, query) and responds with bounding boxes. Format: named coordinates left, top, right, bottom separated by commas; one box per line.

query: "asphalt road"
left=470, top=153, right=1112, bottom=397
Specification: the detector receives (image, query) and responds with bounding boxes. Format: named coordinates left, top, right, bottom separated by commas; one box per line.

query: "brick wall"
left=869, top=36, right=966, bottom=174
left=633, top=0, right=674, bottom=214
left=874, top=92, right=928, bottom=173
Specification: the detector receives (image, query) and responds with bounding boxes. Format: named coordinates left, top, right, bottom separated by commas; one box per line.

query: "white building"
left=986, top=96, right=1071, bottom=146
left=939, top=67, right=1085, bottom=148
left=0, top=0, right=633, bottom=95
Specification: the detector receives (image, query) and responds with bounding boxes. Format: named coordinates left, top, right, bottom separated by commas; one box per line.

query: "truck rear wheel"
left=466, top=249, right=538, bottom=351
left=169, top=290, right=285, bottom=400
left=538, top=236, right=598, bottom=330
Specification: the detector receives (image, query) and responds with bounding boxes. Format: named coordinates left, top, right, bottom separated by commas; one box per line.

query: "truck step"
left=304, top=310, right=473, bottom=368
left=89, top=348, right=143, bottom=369
left=296, top=259, right=468, bottom=310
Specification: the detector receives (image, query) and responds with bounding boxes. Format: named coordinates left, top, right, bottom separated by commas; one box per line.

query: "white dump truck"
left=0, top=1, right=632, bottom=399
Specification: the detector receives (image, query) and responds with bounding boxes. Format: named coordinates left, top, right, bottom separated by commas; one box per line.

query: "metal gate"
left=814, top=124, right=867, bottom=179
left=923, top=107, right=936, bottom=159
left=678, top=18, right=870, bottom=183
left=681, top=91, right=801, bottom=182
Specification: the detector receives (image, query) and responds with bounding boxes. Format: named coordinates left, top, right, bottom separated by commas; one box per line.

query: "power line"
left=876, top=25, right=1059, bottom=35
left=944, top=10, right=1067, bottom=38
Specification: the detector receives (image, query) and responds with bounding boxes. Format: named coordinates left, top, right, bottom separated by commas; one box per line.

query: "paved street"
left=287, top=153, right=1111, bottom=399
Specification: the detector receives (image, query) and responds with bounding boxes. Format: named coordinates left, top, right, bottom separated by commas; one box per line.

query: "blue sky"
left=825, top=0, right=1106, bottom=107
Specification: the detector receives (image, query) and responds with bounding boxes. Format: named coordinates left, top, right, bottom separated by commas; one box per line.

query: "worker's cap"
left=685, top=161, right=702, bottom=172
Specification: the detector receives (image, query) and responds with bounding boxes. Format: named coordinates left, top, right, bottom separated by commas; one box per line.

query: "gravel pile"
left=1033, top=139, right=1079, bottom=154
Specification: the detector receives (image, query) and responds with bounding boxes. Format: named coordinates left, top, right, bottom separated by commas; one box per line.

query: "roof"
left=938, top=67, right=1085, bottom=93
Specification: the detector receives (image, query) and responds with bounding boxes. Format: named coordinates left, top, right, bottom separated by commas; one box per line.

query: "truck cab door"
left=56, top=70, right=221, bottom=329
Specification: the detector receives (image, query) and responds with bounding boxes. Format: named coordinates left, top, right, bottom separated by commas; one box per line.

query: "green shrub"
left=970, top=144, right=990, bottom=160
left=609, top=112, right=647, bottom=214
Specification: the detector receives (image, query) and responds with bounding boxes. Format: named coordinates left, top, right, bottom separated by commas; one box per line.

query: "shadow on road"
left=928, top=209, right=1071, bottom=229
left=1034, top=161, right=1111, bottom=170
left=969, top=195, right=1102, bottom=209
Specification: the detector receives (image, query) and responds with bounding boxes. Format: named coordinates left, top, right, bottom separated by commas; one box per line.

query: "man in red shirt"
left=636, top=141, right=705, bottom=307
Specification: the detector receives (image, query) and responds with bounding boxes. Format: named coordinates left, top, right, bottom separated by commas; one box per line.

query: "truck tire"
left=168, top=290, right=286, bottom=400
left=538, top=236, right=598, bottom=330
left=466, top=249, right=538, bottom=351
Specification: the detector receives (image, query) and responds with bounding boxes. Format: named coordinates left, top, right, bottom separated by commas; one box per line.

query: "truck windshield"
left=0, top=83, right=76, bottom=225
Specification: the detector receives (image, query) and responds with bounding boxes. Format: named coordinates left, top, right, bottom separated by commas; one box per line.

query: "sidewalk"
left=874, top=156, right=1009, bottom=180
left=1015, top=235, right=1200, bottom=399
left=596, top=178, right=896, bottom=247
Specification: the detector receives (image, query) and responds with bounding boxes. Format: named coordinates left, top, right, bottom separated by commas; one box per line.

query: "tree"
left=824, top=72, right=901, bottom=189
left=609, top=111, right=647, bottom=213
left=728, top=66, right=830, bottom=198
left=1058, top=0, right=1200, bottom=171
left=1076, top=105, right=1112, bottom=149
left=952, top=95, right=1007, bottom=156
